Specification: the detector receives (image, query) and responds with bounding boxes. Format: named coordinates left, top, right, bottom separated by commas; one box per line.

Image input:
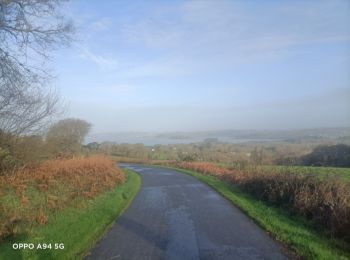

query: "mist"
left=69, top=87, right=350, bottom=133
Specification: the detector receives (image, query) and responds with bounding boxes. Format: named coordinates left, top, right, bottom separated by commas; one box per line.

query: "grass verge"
left=0, top=169, right=141, bottom=260
left=171, top=167, right=350, bottom=260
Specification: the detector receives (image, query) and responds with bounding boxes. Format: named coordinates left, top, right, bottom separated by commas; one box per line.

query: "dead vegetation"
left=0, top=155, right=125, bottom=241
left=173, top=161, right=350, bottom=243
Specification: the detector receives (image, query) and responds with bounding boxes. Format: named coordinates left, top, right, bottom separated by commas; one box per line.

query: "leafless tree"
left=0, top=0, right=74, bottom=135
left=46, top=118, right=91, bottom=156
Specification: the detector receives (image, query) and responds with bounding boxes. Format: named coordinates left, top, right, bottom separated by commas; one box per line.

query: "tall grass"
left=0, top=155, right=125, bottom=242
left=173, top=162, right=350, bottom=243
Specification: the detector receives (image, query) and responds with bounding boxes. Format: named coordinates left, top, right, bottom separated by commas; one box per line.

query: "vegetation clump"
left=173, top=161, right=350, bottom=243
left=0, top=155, right=125, bottom=241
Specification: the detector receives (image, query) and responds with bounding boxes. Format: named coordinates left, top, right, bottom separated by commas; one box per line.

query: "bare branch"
left=0, top=0, right=73, bottom=135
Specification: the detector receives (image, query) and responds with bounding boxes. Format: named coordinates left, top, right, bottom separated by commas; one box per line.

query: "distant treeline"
left=304, top=144, right=350, bottom=167
left=280, top=144, right=350, bottom=167
left=86, top=140, right=350, bottom=168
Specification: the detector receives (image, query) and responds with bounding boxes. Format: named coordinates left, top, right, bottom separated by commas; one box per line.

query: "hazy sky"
left=54, top=0, right=350, bottom=133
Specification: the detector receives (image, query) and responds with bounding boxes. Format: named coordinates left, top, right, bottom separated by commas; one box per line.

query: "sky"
left=53, top=0, right=350, bottom=133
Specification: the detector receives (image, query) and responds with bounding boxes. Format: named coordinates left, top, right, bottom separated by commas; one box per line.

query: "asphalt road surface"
left=86, top=164, right=288, bottom=260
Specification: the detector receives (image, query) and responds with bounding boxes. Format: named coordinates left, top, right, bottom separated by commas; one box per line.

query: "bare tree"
left=0, top=0, right=74, bottom=134
left=46, top=118, right=91, bottom=157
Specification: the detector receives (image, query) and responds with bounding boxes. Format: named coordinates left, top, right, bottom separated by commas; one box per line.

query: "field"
left=0, top=156, right=141, bottom=259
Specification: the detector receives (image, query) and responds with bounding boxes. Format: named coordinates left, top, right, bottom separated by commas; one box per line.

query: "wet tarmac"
left=86, top=164, right=287, bottom=260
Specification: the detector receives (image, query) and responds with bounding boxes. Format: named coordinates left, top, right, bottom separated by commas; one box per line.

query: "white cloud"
left=119, top=0, right=350, bottom=75
left=69, top=1, right=350, bottom=79
left=78, top=46, right=119, bottom=71
left=58, top=1, right=350, bottom=132
left=90, top=18, right=112, bottom=32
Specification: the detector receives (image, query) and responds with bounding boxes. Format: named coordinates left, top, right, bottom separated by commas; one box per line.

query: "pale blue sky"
left=53, top=0, right=350, bottom=133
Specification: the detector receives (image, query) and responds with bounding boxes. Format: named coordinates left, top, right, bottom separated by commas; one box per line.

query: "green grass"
left=171, top=167, right=350, bottom=260
left=259, top=165, right=350, bottom=181
left=0, top=169, right=141, bottom=260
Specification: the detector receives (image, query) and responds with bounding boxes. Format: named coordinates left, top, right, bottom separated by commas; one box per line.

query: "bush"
left=0, top=147, right=18, bottom=172
left=0, top=155, right=125, bottom=241
left=174, top=161, right=350, bottom=243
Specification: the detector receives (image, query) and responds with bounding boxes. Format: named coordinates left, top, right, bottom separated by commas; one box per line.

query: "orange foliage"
left=36, top=211, right=48, bottom=225
left=173, top=161, right=350, bottom=242
left=2, top=155, right=125, bottom=199
left=0, top=155, right=125, bottom=241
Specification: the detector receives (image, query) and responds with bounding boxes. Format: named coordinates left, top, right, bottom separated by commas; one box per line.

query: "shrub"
left=0, top=147, right=18, bottom=172
left=0, top=155, right=125, bottom=241
left=173, top=161, right=350, bottom=243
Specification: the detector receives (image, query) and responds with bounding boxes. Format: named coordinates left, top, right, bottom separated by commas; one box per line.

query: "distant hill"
left=86, top=127, right=350, bottom=145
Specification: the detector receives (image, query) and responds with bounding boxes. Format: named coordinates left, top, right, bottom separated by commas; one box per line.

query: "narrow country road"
left=86, top=164, right=287, bottom=260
